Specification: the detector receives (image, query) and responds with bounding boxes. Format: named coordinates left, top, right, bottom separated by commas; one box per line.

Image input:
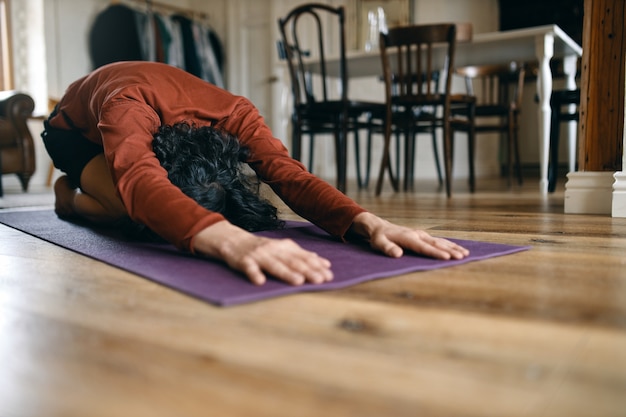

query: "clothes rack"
left=111, top=0, right=209, bottom=21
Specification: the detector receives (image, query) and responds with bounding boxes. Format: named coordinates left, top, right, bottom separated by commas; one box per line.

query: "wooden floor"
left=1, top=177, right=625, bottom=417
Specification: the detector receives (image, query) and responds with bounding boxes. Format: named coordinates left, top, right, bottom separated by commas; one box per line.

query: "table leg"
left=535, top=33, right=555, bottom=194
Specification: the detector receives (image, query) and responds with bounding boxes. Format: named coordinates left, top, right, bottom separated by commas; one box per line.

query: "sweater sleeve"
left=214, top=97, right=366, bottom=238
left=98, top=99, right=227, bottom=251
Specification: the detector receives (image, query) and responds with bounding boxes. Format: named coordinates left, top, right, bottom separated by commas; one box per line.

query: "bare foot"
left=53, top=175, right=79, bottom=218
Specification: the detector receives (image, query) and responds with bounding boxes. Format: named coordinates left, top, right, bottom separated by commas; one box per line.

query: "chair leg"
left=467, top=103, right=476, bottom=193
left=376, top=122, right=398, bottom=195
left=364, top=127, right=372, bottom=187
left=431, top=128, right=443, bottom=187
left=404, top=129, right=415, bottom=191
left=467, top=129, right=476, bottom=193
left=335, top=121, right=348, bottom=194
left=354, top=128, right=364, bottom=188
left=355, top=123, right=372, bottom=189
left=442, top=123, right=453, bottom=198
left=375, top=150, right=388, bottom=196
left=507, top=116, right=514, bottom=188
left=395, top=130, right=401, bottom=184
left=308, top=133, right=315, bottom=173
left=291, top=123, right=302, bottom=162
left=512, top=123, right=523, bottom=186
left=46, top=161, right=56, bottom=187
left=548, top=100, right=561, bottom=193
left=17, top=173, right=32, bottom=192
left=388, top=135, right=398, bottom=191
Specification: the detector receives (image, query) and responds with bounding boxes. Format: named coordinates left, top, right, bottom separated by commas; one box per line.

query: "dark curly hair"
left=152, top=122, right=284, bottom=232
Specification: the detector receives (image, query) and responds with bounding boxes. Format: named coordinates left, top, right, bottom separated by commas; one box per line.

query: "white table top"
left=309, top=24, right=582, bottom=78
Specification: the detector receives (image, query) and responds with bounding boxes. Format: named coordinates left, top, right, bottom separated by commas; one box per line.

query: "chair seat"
left=392, top=93, right=475, bottom=108
left=451, top=105, right=514, bottom=131
left=551, top=89, right=580, bottom=122
left=390, top=95, right=476, bottom=127
left=296, top=100, right=384, bottom=128
left=453, top=104, right=509, bottom=117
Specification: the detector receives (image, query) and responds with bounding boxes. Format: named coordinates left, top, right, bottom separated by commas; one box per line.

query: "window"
left=0, top=0, right=13, bottom=90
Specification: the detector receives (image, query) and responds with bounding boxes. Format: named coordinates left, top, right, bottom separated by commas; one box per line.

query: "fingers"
left=415, top=234, right=470, bottom=260
left=370, top=227, right=470, bottom=261
left=237, top=238, right=333, bottom=286
left=372, top=234, right=404, bottom=258
left=196, top=223, right=333, bottom=287
left=239, top=258, right=268, bottom=286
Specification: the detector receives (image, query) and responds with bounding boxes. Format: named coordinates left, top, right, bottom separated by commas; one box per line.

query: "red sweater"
left=49, top=61, right=365, bottom=251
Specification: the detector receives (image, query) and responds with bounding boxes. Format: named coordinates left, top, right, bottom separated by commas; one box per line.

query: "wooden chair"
left=453, top=62, right=526, bottom=187
left=277, top=3, right=384, bottom=193
left=376, top=23, right=475, bottom=197
left=354, top=71, right=445, bottom=190
left=0, top=91, right=36, bottom=197
left=525, top=58, right=581, bottom=193
left=367, top=72, right=444, bottom=190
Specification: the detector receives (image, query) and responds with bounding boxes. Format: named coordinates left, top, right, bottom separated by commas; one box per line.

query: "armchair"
left=0, top=91, right=36, bottom=196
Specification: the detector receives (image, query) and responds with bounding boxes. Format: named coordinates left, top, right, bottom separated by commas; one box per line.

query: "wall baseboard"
left=612, top=172, right=626, bottom=218
left=564, top=171, right=615, bottom=215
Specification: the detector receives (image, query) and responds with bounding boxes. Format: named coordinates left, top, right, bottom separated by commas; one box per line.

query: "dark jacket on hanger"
left=89, top=4, right=144, bottom=68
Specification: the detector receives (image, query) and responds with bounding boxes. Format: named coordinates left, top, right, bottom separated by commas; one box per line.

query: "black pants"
left=42, top=108, right=103, bottom=189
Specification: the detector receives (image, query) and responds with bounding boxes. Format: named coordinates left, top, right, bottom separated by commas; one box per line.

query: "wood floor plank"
left=1, top=178, right=625, bottom=417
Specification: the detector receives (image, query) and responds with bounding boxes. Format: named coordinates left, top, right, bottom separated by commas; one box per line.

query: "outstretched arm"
left=347, top=212, right=469, bottom=260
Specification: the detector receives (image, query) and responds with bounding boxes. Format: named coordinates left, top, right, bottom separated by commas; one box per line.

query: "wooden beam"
left=578, top=0, right=625, bottom=171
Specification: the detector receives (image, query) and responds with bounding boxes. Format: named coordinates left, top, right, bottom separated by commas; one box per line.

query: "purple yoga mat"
left=0, top=209, right=529, bottom=306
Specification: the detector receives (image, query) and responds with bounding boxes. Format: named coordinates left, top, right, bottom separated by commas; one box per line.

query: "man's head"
left=152, top=122, right=283, bottom=232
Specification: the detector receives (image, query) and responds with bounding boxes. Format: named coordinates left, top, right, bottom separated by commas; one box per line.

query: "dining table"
left=301, top=24, right=583, bottom=194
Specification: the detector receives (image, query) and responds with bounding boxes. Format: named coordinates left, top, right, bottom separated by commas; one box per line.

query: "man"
left=43, top=61, right=468, bottom=286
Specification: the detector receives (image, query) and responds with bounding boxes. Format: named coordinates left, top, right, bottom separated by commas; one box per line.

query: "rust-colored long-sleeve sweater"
left=48, top=61, right=365, bottom=251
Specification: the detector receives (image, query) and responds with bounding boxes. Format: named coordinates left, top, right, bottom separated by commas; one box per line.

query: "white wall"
left=44, top=0, right=105, bottom=100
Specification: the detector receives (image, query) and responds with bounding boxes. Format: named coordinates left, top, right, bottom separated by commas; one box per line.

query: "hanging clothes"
left=192, top=22, right=224, bottom=88
left=89, top=4, right=143, bottom=68
left=133, top=7, right=156, bottom=62
left=88, top=3, right=226, bottom=87
left=171, top=14, right=202, bottom=79
left=208, top=28, right=225, bottom=74
left=153, top=13, right=185, bottom=69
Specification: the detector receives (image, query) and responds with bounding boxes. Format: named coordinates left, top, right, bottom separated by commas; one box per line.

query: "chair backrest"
left=0, top=91, right=35, bottom=146
left=455, top=63, right=526, bottom=111
left=277, top=4, right=348, bottom=109
left=379, top=23, right=472, bottom=109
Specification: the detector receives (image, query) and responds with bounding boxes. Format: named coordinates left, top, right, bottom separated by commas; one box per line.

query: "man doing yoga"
left=43, top=61, right=468, bottom=286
